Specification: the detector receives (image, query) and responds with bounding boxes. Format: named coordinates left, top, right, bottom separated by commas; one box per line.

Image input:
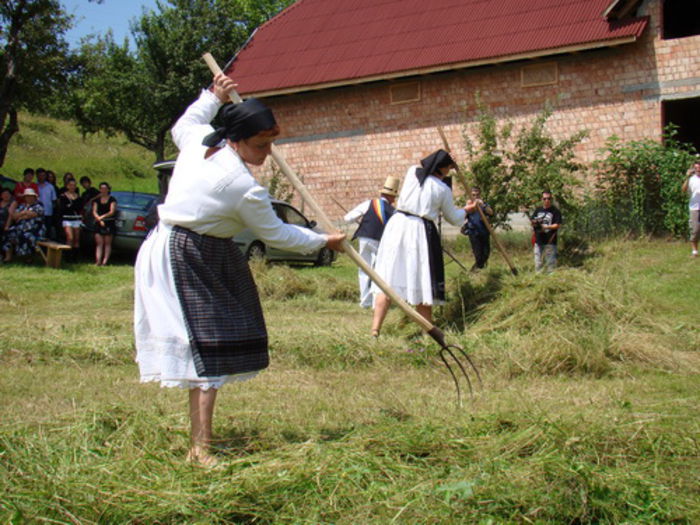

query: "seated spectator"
left=13, top=168, right=39, bottom=205
left=3, top=188, right=45, bottom=263
left=92, top=182, right=117, bottom=266
left=59, top=178, right=83, bottom=261
left=0, top=187, right=14, bottom=246
left=80, top=176, right=100, bottom=206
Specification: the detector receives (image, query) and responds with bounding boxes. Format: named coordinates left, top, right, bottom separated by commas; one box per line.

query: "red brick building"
left=225, top=0, right=700, bottom=219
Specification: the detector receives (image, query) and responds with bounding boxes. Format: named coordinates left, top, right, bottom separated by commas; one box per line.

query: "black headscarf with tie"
left=202, top=97, right=277, bottom=147
left=415, top=149, right=456, bottom=186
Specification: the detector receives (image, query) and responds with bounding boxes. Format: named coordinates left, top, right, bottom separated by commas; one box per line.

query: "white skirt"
left=371, top=213, right=441, bottom=305
left=133, top=223, right=258, bottom=389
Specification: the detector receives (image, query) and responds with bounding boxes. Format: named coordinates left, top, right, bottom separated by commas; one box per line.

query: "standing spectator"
left=462, top=186, right=494, bottom=271
left=59, top=172, right=75, bottom=195
left=3, top=188, right=45, bottom=262
left=80, top=176, right=100, bottom=207
left=343, top=176, right=399, bottom=308
left=681, top=161, right=700, bottom=258
left=0, top=188, right=14, bottom=247
left=13, top=168, right=39, bottom=205
left=92, top=182, right=117, bottom=266
left=530, top=190, right=562, bottom=273
left=46, top=170, right=59, bottom=194
left=36, top=168, right=57, bottom=239
left=58, top=178, right=83, bottom=261
left=370, top=150, right=467, bottom=337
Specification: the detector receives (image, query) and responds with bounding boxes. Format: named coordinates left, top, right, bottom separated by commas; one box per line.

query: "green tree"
left=67, top=0, right=293, bottom=162
left=458, top=100, right=587, bottom=227
left=0, top=0, right=71, bottom=166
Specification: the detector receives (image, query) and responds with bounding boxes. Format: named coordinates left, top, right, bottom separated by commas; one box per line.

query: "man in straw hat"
left=133, top=73, right=345, bottom=466
left=343, top=176, right=400, bottom=308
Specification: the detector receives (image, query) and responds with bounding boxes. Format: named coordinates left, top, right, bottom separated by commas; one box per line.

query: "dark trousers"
left=468, top=232, right=490, bottom=269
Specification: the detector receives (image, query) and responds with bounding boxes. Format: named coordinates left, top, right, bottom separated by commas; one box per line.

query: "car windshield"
left=276, top=204, right=308, bottom=227
left=112, top=192, right=157, bottom=211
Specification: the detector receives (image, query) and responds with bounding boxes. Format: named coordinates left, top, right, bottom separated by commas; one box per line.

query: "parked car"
left=234, top=200, right=336, bottom=266
left=153, top=160, right=334, bottom=266
left=81, top=191, right=160, bottom=253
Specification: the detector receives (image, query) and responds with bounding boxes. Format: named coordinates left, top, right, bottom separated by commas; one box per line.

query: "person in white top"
left=134, top=73, right=345, bottom=466
left=681, top=161, right=700, bottom=257
left=343, top=176, right=400, bottom=308
left=370, top=150, right=468, bottom=337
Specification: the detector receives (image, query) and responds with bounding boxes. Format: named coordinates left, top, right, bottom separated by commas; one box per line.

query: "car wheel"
left=247, top=242, right=266, bottom=261
left=314, top=247, right=334, bottom=266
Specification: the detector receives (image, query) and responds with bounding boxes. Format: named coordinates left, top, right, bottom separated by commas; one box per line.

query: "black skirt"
left=169, top=226, right=269, bottom=376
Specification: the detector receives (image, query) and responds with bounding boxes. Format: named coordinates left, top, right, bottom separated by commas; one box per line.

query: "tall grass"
left=1, top=240, right=698, bottom=523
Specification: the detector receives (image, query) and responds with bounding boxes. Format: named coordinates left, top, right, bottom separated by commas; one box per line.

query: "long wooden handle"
left=437, top=126, right=518, bottom=276
left=203, top=53, right=439, bottom=336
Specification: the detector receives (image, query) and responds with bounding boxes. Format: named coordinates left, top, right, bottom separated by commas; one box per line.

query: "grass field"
left=1, top=235, right=698, bottom=523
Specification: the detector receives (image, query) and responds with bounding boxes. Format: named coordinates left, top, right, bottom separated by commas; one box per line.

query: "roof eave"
left=241, top=35, right=640, bottom=98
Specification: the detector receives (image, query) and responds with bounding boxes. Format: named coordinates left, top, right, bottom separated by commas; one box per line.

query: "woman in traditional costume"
left=370, top=150, right=466, bottom=336
left=134, top=74, right=345, bottom=466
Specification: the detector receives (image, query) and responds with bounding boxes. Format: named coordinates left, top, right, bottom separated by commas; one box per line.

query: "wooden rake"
left=203, top=53, right=482, bottom=406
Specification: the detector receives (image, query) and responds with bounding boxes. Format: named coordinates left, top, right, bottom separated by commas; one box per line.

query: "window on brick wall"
left=663, top=0, right=700, bottom=39
left=390, top=82, right=420, bottom=104
left=662, top=97, right=700, bottom=152
left=520, top=62, right=558, bottom=88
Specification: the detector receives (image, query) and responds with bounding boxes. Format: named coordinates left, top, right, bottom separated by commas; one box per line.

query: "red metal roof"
left=225, top=0, right=648, bottom=96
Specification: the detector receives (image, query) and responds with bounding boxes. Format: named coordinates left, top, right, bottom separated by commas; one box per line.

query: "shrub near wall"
left=593, top=126, right=697, bottom=237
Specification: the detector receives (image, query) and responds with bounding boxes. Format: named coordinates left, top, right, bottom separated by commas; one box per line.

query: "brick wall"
left=251, top=0, right=700, bottom=223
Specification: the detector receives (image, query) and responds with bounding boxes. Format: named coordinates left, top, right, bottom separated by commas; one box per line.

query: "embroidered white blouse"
left=158, top=89, right=325, bottom=253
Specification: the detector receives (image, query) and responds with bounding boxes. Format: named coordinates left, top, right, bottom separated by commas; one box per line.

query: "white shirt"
left=395, top=166, right=465, bottom=226
left=688, top=174, right=700, bottom=211
left=159, top=89, right=324, bottom=253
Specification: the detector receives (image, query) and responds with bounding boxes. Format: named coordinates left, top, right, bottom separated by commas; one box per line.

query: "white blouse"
left=395, top=166, right=465, bottom=226
left=158, top=89, right=325, bottom=253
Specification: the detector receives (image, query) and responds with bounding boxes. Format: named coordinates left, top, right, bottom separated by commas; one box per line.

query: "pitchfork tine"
left=439, top=349, right=464, bottom=408
left=449, top=344, right=483, bottom=388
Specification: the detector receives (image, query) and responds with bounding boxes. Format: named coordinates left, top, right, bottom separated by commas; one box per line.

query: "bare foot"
left=186, top=446, right=219, bottom=467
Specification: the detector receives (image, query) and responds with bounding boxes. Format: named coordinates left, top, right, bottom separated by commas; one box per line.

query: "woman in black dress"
left=92, top=182, right=117, bottom=266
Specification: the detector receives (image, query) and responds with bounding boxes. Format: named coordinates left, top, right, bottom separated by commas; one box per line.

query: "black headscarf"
left=202, top=98, right=277, bottom=147
left=415, top=149, right=456, bottom=186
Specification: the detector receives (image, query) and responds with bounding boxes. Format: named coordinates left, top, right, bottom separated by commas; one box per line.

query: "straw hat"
left=380, top=176, right=400, bottom=196
left=22, top=188, right=38, bottom=197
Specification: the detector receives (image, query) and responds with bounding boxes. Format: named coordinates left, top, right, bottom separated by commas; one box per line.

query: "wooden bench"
left=36, top=241, right=72, bottom=268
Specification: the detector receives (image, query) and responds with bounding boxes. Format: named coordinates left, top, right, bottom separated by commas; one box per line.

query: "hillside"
left=1, top=113, right=160, bottom=194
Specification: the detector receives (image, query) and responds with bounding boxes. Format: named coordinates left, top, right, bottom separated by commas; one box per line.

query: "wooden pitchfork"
left=203, top=53, right=482, bottom=406
left=438, top=127, right=519, bottom=276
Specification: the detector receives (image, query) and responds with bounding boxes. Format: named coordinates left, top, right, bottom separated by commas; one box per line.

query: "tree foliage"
left=66, top=0, right=293, bottom=162
left=590, top=126, right=696, bottom=237
left=0, top=0, right=71, bottom=166
left=456, top=100, right=587, bottom=228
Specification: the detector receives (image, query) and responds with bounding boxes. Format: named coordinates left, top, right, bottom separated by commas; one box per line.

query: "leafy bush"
left=590, top=125, right=696, bottom=237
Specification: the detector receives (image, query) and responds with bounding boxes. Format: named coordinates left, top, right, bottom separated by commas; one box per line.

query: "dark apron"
left=169, top=226, right=269, bottom=377
left=398, top=211, right=445, bottom=302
